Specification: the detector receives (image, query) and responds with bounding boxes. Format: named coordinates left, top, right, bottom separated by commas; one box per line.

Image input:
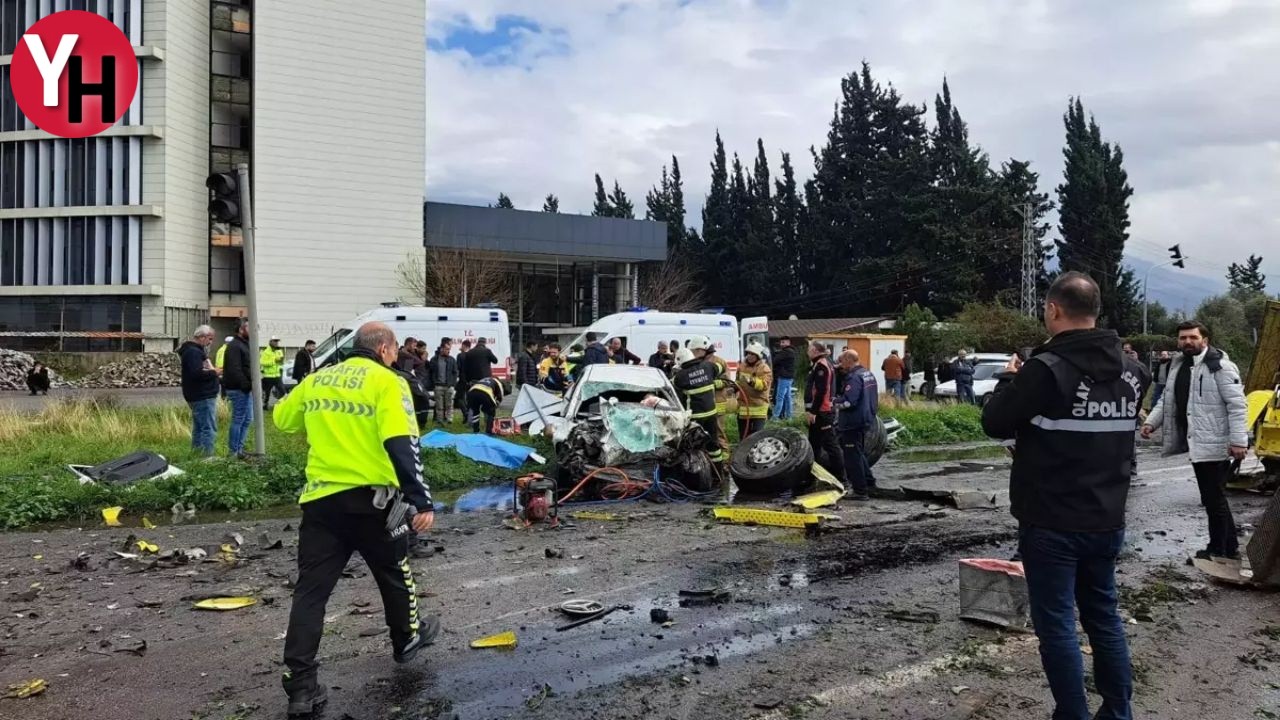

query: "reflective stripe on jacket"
left=274, top=356, right=421, bottom=505
left=260, top=347, right=284, bottom=379
left=737, top=360, right=772, bottom=419
left=674, top=360, right=718, bottom=420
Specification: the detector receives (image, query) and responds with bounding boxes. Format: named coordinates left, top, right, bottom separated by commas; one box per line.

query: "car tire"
left=864, top=418, right=889, bottom=467
left=730, top=426, right=814, bottom=495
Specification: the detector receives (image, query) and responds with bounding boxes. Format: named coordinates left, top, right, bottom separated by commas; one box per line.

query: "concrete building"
left=423, top=201, right=668, bottom=346
left=0, top=0, right=425, bottom=351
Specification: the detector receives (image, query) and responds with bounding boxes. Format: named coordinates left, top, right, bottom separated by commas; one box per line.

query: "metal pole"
left=236, top=162, right=266, bottom=455
left=1142, top=257, right=1182, bottom=336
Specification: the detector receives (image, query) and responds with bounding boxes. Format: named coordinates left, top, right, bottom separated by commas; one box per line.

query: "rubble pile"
left=0, top=348, right=63, bottom=391
left=74, top=353, right=183, bottom=389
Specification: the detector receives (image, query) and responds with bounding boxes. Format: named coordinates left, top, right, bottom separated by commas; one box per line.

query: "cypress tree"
left=609, top=180, right=635, bottom=219
left=592, top=174, right=611, bottom=217
left=542, top=194, right=560, bottom=213
left=495, top=193, right=515, bottom=209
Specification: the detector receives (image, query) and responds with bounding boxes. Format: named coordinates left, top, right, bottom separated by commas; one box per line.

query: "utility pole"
left=1016, top=203, right=1036, bottom=317
left=236, top=163, right=267, bottom=455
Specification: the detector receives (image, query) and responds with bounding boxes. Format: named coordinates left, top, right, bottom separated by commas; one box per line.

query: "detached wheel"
left=864, top=418, right=889, bottom=467
left=730, top=426, right=814, bottom=495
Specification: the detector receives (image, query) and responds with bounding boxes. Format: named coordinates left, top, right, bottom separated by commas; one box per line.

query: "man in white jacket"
left=1142, top=321, right=1249, bottom=560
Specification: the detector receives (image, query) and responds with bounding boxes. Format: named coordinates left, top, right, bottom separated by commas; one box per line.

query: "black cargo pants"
left=809, top=411, right=846, bottom=486
left=283, top=488, right=420, bottom=684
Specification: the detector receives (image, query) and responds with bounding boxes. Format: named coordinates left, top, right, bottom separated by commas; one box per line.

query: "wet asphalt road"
left=0, top=446, right=1278, bottom=720
left=0, top=387, right=185, bottom=413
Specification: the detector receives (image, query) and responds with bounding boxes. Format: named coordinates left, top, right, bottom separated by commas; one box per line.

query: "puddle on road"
left=893, top=446, right=1007, bottom=464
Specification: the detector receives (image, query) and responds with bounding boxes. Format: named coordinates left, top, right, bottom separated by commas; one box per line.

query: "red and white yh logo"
left=8, top=10, right=139, bottom=139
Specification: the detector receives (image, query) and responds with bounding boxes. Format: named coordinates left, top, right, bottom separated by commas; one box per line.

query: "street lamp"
left=1143, top=245, right=1186, bottom=336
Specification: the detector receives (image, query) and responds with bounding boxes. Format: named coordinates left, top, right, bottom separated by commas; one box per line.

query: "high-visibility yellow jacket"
left=737, top=359, right=773, bottom=419
left=709, top=354, right=731, bottom=414
left=260, top=346, right=284, bottom=379
left=273, top=356, right=429, bottom=508
left=215, top=344, right=228, bottom=370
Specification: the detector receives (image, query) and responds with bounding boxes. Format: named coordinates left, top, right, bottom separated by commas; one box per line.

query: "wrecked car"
left=550, top=365, right=720, bottom=497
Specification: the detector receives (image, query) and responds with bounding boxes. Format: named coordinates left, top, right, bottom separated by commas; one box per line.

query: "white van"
left=283, top=305, right=512, bottom=389
left=567, top=310, right=744, bottom=372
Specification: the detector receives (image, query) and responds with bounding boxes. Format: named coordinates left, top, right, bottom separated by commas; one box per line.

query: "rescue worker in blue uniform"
left=273, top=322, right=438, bottom=716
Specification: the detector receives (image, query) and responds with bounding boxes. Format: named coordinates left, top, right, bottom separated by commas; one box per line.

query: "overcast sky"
left=425, top=0, right=1280, bottom=308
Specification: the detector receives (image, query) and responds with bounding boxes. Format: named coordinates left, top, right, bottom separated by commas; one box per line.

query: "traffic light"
left=206, top=172, right=241, bottom=224
left=1168, top=244, right=1185, bottom=269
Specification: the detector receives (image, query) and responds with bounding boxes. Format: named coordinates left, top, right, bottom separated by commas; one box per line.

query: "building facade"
left=0, top=0, right=426, bottom=351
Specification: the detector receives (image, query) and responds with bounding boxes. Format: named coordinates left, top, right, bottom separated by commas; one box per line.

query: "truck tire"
left=864, top=418, right=889, bottom=468
left=730, top=426, right=814, bottom=495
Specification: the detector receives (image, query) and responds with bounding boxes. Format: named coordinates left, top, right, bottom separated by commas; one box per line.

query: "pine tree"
left=495, top=193, right=514, bottom=209
left=1056, top=98, right=1136, bottom=332
left=774, top=151, right=805, bottom=297
left=700, top=132, right=733, bottom=304
left=645, top=157, right=691, bottom=257
left=609, top=180, right=635, bottom=219
left=1228, top=254, right=1267, bottom=292
left=592, top=174, right=611, bottom=217
left=806, top=62, right=933, bottom=315
left=542, top=194, right=560, bottom=213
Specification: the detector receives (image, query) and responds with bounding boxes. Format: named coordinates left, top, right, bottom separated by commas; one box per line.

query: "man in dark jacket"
left=221, top=320, right=255, bottom=456
left=648, top=342, right=674, bottom=376
left=461, top=338, right=499, bottom=383
left=836, top=350, right=878, bottom=500
left=396, top=337, right=420, bottom=374
left=25, top=362, right=50, bottom=395
left=430, top=339, right=459, bottom=425
left=672, top=347, right=722, bottom=468
left=981, top=272, right=1147, bottom=720
left=952, top=351, right=976, bottom=404
left=771, top=338, right=797, bottom=420
left=292, top=340, right=317, bottom=385
left=179, top=325, right=221, bottom=455
left=582, top=333, right=610, bottom=367
left=516, top=341, right=540, bottom=388
left=608, top=338, right=642, bottom=365
left=804, top=341, right=845, bottom=484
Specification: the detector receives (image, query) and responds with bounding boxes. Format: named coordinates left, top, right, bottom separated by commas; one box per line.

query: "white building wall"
left=252, top=0, right=426, bottom=346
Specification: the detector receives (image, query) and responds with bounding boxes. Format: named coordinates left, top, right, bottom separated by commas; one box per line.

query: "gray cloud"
left=425, top=0, right=1280, bottom=298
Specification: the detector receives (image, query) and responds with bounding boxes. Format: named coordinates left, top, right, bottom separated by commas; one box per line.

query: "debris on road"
left=556, top=604, right=627, bottom=631
left=570, top=510, right=622, bottom=522
left=4, top=679, right=47, bottom=699
left=678, top=589, right=732, bottom=607
left=958, top=559, right=1030, bottom=629
left=712, top=507, right=820, bottom=529
left=545, top=547, right=565, bottom=559
left=885, top=607, right=941, bottom=624
left=102, top=506, right=124, bottom=527
left=559, top=599, right=605, bottom=616
left=899, top=485, right=1006, bottom=510
left=790, top=489, right=842, bottom=510
left=192, top=597, right=257, bottom=611
left=471, top=631, right=518, bottom=649
left=649, top=608, right=672, bottom=624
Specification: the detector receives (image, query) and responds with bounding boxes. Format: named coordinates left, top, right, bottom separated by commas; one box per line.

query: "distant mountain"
left=1124, top=255, right=1226, bottom=315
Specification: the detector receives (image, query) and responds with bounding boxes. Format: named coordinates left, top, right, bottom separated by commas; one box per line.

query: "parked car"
left=933, top=354, right=1013, bottom=405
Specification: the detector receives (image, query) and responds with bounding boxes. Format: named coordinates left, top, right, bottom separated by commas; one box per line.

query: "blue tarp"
left=419, top=430, right=534, bottom=469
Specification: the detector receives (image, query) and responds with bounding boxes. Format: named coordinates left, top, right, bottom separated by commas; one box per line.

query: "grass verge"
left=0, top=395, right=548, bottom=530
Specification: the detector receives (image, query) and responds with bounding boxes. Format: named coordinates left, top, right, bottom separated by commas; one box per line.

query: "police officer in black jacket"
left=981, top=272, right=1148, bottom=720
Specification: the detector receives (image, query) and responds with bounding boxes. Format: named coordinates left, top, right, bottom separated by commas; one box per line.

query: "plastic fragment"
left=470, top=631, right=517, bottom=649
left=135, top=540, right=159, bottom=553
left=142, top=517, right=156, bottom=529
left=5, top=679, right=47, bottom=699
left=193, top=597, right=257, bottom=611
left=102, top=507, right=124, bottom=527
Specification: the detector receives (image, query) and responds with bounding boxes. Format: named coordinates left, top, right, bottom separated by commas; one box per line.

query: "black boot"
left=394, top=616, right=441, bottom=664
left=283, top=673, right=328, bottom=717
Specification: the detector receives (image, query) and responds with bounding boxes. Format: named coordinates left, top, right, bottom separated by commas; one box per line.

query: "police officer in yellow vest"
left=466, top=376, right=506, bottom=435
left=260, top=335, right=285, bottom=410
left=736, top=342, right=773, bottom=440
left=273, top=322, right=438, bottom=716
left=215, top=336, right=232, bottom=371
left=691, top=335, right=731, bottom=456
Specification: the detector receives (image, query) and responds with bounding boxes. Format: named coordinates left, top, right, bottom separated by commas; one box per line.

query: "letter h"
left=66, top=55, right=116, bottom=124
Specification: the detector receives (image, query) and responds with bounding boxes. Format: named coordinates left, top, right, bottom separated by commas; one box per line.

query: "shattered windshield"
left=573, top=380, right=680, bottom=417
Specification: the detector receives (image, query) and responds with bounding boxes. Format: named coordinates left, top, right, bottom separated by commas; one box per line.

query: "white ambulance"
left=567, top=309, right=760, bottom=374
left=282, top=304, right=512, bottom=389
